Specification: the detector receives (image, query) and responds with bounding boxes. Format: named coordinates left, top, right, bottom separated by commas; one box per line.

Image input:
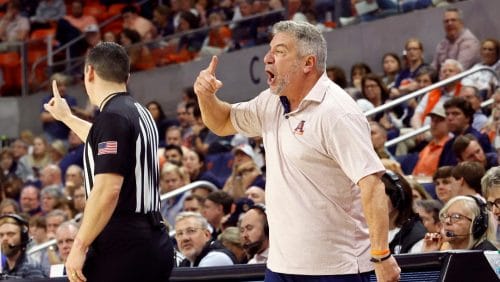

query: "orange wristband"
left=370, top=249, right=390, bottom=256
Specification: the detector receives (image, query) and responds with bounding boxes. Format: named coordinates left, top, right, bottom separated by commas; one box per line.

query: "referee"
left=44, top=42, right=174, bottom=281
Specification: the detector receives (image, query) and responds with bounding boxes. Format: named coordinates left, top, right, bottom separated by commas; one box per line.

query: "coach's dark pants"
left=265, top=268, right=371, bottom=282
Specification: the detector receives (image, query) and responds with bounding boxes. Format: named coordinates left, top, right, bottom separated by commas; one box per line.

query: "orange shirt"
left=412, top=135, right=451, bottom=177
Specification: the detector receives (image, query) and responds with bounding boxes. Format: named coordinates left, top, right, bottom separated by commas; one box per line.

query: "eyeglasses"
left=175, top=227, right=202, bottom=238
left=439, top=213, right=472, bottom=224
left=486, top=198, right=500, bottom=211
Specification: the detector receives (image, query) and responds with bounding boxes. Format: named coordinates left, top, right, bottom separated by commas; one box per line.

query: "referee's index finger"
left=207, top=56, right=218, bottom=75
left=52, top=80, right=62, bottom=99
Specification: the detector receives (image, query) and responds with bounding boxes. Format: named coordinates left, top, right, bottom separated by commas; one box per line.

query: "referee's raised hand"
left=43, top=80, right=72, bottom=121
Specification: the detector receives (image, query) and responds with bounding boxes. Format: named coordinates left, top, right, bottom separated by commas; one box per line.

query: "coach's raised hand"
left=194, top=56, right=223, bottom=97
left=44, top=80, right=73, bottom=122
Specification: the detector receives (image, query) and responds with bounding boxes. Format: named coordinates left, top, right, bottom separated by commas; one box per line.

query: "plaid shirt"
left=2, top=252, right=45, bottom=279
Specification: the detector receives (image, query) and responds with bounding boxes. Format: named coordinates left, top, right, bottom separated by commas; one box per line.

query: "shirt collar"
left=278, top=72, right=329, bottom=114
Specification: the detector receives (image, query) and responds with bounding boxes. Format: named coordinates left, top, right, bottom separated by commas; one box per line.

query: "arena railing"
left=363, top=65, right=500, bottom=148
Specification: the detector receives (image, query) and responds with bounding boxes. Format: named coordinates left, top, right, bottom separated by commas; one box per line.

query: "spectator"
left=0, top=148, right=16, bottom=181
left=159, top=163, right=190, bottom=226
left=245, top=186, right=265, bottom=205
left=438, top=97, right=493, bottom=167
left=239, top=205, right=269, bottom=264
left=382, top=170, right=426, bottom=254
left=231, top=0, right=258, bottom=50
left=40, top=186, right=65, bottom=214
left=450, top=161, right=485, bottom=198
left=45, top=209, right=67, bottom=239
left=392, top=38, right=428, bottom=99
left=153, top=5, right=174, bottom=38
left=19, top=185, right=42, bottom=216
left=423, top=195, right=496, bottom=251
left=433, top=166, right=455, bottom=204
left=0, top=0, right=30, bottom=51
left=0, top=214, right=45, bottom=278
left=39, top=164, right=63, bottom=190
left=453, top=134, right=498, bottom=170
left=218, top=226, right=247, bottom=263
left=199, top=11, right=232, bottom=56
left=163, top=144, right=184, bottom=168
left=166, top=11, right=206, bottom=64
left=54, top=221, right=78, bottom=263
left=122, top=5, right=157, bottom=41
left=381, top=52, right=401, bottom=89
left=9, top=139, right=32, bottom=181
left=30, top=0, right=66, bottom=28
left=58, top=131, right=84, bottom=177
left=223, top=157, right=264, bottom=200
left=146, top=101, right=177, bottom=145
left=431, top=7, right=480, bottom=71
left=64, top=164, right=83, bottom=190
left=119, top=28, right=155, bottom=72
left=183, top=149, right=222, bottom=188
left=18, top=136, right=52, bottom=178
left=40, top=73, right=78, bottom=142
left=176, top=212, right=236, bottom=267
left=415, top=199, right=443, bottom=233
left=481, top=167, right=500, bottom=242
left=49, top=140, right=66, bottom=165
left=71, top=185, right=85, bottom=216
left=326, top=66, right=348, bottom=89
left=202, top=191, right=233, bottom=240
left=412, top=104, right=450, bottom=177
left=459, top=86, right=488, bottom=131
left=415, top=66, right=439, bottom=91
left=183, top=194, right=205, bottom=213
left=461, top=38, right=499, bottom=96
left=348, top=62, right=372, bottom=97
left=411, top=59, right=463, bottom=129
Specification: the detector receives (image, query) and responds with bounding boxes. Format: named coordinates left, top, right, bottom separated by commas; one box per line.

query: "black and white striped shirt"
left=83, top=92, right=160, bottom=214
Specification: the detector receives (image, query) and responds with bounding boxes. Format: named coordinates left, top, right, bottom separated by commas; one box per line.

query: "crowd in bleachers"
left=0, top=0, right=499, bottom=279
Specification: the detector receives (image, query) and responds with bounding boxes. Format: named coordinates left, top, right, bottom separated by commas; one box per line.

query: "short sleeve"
left=91, top=112, right=133, bottom=176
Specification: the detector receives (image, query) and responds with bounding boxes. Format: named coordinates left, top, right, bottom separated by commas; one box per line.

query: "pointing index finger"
left=52, top=80, right=61, bottom=99
left=207, top=56, right=218, bottom=75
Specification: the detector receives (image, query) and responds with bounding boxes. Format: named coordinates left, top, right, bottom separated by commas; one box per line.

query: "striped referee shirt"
left=83, top=92, right=161, bottom=214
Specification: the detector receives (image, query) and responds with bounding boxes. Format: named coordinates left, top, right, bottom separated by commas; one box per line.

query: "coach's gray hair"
left=272, top=20, right=327, bottom=72
left=175, top=211, right=209, bottom=230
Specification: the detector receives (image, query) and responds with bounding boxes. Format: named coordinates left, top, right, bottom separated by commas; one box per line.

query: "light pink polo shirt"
left=230, top=73, right=385, bottom=275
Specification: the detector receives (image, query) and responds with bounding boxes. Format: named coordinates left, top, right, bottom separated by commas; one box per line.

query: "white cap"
left=84, top=24, right=99, bottom=33
left=232, top=144, right=255, bottom=161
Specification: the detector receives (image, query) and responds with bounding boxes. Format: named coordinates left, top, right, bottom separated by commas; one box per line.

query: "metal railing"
left=371, top=65, right=499, bottom=148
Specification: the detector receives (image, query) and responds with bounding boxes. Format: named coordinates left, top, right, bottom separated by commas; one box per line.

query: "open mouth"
left=266, top=70, right=275, bottom=85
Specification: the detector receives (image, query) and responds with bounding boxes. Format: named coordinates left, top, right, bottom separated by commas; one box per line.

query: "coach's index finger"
left=52, top=80, right=62, bottom=99
left=207, top=56, right=218, bottom=75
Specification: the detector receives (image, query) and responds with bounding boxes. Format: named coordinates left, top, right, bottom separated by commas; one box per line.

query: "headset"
left=467, top=195, right=489, bottom=240
left=0, top=213, right=30, bottom=246
left=248, top=204, right=269, bottom=238
left=383, top=170, right=406, bottom=211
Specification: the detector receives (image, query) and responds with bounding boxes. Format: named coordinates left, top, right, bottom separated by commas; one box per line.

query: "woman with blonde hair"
left=159, top=163, right=190, bottom=226
left=423, top=195, right=497, bottom=251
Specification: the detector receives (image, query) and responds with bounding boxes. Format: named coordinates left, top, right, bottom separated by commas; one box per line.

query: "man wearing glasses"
left=176, top=212, right=236, bottom=267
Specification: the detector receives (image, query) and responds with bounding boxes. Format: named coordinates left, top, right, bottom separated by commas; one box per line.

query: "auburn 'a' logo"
left=294, top=120, right=305, bottom=135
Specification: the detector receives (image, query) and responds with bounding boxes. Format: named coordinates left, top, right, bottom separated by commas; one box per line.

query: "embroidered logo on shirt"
left=294, top=120, right=305, bottom=135
left=97, top=141, right=118, bottom=155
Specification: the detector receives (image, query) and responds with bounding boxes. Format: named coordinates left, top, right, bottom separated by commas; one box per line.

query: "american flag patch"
left=97, top=141, right=118, bottom=155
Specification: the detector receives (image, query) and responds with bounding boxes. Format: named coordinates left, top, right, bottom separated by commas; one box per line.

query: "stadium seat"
left=0, top=52, right=22, bottom=95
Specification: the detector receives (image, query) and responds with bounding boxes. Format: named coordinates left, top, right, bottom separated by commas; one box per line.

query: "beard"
left=1, top=243, right=19, bottom=257
left=269, top=61, right=301, bottom=96
left=243, top=235, right=266, bottom=257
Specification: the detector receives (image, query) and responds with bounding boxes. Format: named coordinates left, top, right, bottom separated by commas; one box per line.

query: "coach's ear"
left=303, top=55, right=316, bottom=74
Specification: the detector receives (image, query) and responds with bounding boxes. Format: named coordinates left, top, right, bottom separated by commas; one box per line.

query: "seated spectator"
left=369, top=120, right=394, bottom=160
left=30, top=0, right=66, bottom=29
left=18, top=135, right=52, bottom=177
left=362, top=73, right=408, bottom=129
left=39, top=164, right=63, bottom=190
left=183, top=194, right=205, bottom=213
left=481, top=167, right=500, bottom=242
left=245, top=186, right=265, bottom=205
left=0, top=148, right=16, bottom=181
left=408, top=178, right=431, bottom=207
left=49, top=140, right=66, bottom=165
left=412, top=104, right=450, bottom=177
left=230, top=0, right=258, bottom=50
left=10, top=139, right=32, bottom=182
left=71, top=185, right=85, bottom=218
left=326, top=65, right=348, bottom=89
left=223, top=158, right=264, bottom=200
left=27, top=215, right=50, bottom=269
left=411, top=59, right=463, bottom=129
left=0, top=0, right=30, bottom=51
left=450, top=161, right=485, bottom=198
left=218, top=226, right=247, bottom=263
left=391, top=38, right=428, bottom=99
left=54, top=221, right=78, bottom=263
left=431, top=7, right=480, bottom=71
left=153, top=5, right=174, bottom=38
left=40, top=186, right=65, bottom=215
left=119, top=28, right=155, bottom=71
left=199, top=11, right=232, bottom=57
left=165, top=11, right=206, bottom=64
left=423, top=195, right=497, bottom=251
left=415, top=199, right=443, bottom=233
left=122, top=5, right=157, bottom=41
left=176, top=212, right=236, bottom=267
left=461, top=38, right=499, bottom=97
left=58, top=131, right=84, bottom=177
left=20, top=185, right=42, bottom=216
left=45, top=209, right=68, bottom=239
left=459, top=86, right=488, bottom=131
left=414, top=66, right=438, bottom=91
left=382, top=170, right=426, bottom=254
left=55, top=0, right=98, bottom=58
left=159, top=163, right=190, bottom=226
left=0, top=214, right=45, bottom=278
left=183, top=149, right=222, bottom=188
left=202, top=191, right=233, bottom=240
left=381, top=52, right=401, bottom=89
left=433, top=166, right=456, bottom=204
left=452, top=134, right=498, bottom=170
left=347, top=62, right=372, bottom=97
left=239, top=205, right=269, bottom=264
left=146, top=101, right=177, bottom=145
left=64, top=164, right=84, bottom=191
left=0, top=198, right=20, bottom=215
left=438, top=97, right=493, bottom=167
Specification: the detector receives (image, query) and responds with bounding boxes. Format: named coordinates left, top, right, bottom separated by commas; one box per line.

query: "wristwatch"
left=370, top=253, right=392, bottom=263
